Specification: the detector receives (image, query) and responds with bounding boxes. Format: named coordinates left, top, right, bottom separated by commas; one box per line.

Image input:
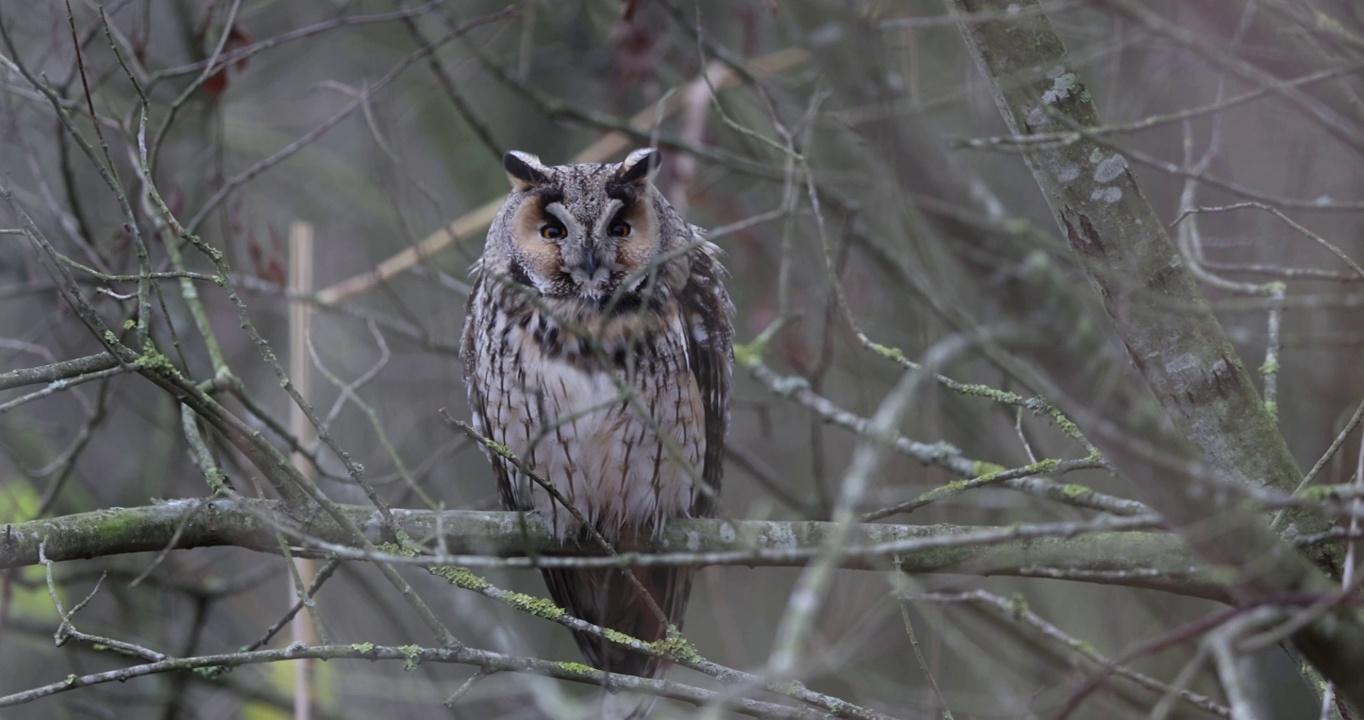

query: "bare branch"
left=0, top=497, right=1215, bottom=597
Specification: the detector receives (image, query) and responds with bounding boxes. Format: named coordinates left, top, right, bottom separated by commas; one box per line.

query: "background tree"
left=3, top=1, right=1364, bottom=718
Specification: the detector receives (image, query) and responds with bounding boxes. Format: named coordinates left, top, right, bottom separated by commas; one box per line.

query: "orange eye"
left=608, top=221, right=632, bottom=237
left=540, top=222, right=566, bottom=240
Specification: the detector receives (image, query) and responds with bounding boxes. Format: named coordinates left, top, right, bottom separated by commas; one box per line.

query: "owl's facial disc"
left=542, top=202, right=615, bottom=297
left=501, top=149, right=662, bottom=303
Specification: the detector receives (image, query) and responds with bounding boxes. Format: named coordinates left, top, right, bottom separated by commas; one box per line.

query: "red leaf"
left=201, top=25, right=251, bottom=98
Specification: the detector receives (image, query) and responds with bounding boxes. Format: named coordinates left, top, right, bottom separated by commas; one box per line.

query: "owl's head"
left=481, top=148, right=684, bottom=304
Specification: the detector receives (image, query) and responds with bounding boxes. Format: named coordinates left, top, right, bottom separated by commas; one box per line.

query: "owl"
left=460, top=148, right=733, bottom=712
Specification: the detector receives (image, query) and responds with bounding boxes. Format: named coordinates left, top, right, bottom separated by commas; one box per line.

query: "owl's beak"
left=568, top=251, right=606, bottom=293
left=581, top=252, right=599, bottom=277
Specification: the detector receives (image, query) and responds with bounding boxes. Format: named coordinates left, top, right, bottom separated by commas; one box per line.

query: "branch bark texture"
left=0, top=353, right=121, bottom=392
left=0, top=498, right=1215, bottom=595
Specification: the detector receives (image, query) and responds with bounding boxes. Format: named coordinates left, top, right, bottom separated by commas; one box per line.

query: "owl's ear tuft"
left=615, top=148, right=661, bottom=186
left=504, top=151, right=550, bottom=191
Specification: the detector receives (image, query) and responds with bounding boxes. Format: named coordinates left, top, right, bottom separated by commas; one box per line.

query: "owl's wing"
left=460, top=274, right=520, bottom=513
left=679, top=237, right=734, bottom=519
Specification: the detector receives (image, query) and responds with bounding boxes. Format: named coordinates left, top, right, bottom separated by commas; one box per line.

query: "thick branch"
left=0, top=498, right=1218, bottom=597
left=951, top=0, right=1364, bottom=708
left=952, top=0, right=1331, bottom=559
left=0, top=352, right=120, bottom=392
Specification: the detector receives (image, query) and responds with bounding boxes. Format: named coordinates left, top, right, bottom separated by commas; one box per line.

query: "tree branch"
left=0, top=352, right=120, bottom=392
left=950, top=0, right=1364, bottom=709
left=0, top=498, right=1219, bottom=598
left=0, top=641, right=830, bottom=719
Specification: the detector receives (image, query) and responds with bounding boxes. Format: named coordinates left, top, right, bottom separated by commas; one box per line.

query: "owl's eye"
left=608, top=221, right=632, bottom=238
left=539, top=222, right=566, bottom=240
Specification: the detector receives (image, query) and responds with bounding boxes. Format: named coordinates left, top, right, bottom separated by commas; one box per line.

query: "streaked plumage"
left=460, top=149, right=733, bottom=712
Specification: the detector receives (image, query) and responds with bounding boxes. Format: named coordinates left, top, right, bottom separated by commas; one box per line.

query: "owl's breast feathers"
left=462, top=241, right=733, bottom=539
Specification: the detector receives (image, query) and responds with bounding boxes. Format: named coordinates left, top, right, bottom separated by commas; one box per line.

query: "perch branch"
left=0, top=498, right=1217, bottom=598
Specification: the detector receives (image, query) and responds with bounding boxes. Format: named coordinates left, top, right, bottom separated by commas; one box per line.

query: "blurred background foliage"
left=3, top=0, right=1364, bottom=718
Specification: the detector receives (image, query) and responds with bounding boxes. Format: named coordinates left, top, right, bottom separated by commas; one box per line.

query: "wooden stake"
left=288, top=220, right=317, bottom=720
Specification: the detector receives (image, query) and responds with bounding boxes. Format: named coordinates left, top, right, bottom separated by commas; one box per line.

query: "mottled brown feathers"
left=460, top=149, right=734, bottom=697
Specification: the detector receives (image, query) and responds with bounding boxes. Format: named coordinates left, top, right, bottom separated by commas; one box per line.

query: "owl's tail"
left=540, top=559, right=695, bottom=718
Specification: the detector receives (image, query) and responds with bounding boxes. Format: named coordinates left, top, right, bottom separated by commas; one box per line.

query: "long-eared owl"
left=460, top=148, right=734, bottom=712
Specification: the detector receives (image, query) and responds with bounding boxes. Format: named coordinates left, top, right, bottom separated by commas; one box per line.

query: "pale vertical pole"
left=288, top=221, right=317, bottom=720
